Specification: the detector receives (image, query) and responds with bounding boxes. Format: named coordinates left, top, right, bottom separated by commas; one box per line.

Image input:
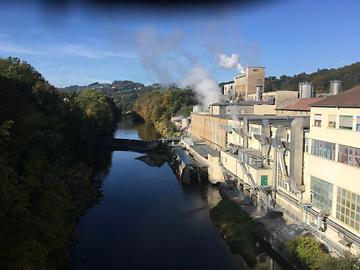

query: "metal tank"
left=298, top=82, right=313, bottom=98
left=329, top=80, right=342, bottom=95
left=256, top=85, right=263, bottom=101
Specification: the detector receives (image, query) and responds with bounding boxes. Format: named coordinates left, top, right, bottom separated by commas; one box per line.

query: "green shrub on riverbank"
left=210, top=198, right=261, bottom=267
left=287, top=236, right=360, bottom=270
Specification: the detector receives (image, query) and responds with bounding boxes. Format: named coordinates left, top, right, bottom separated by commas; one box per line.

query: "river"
left=69, top=116, right=283, bottom=270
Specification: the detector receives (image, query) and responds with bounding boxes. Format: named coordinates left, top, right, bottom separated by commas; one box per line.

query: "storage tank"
left=329, top=80, right=342, bottom=95
left=256, top=85, right=263, bottom=101
left=298, top=82, right=313, bottom=98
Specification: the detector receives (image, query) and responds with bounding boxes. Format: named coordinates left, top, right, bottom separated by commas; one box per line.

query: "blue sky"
left=0, top=0, right=359, bottom=87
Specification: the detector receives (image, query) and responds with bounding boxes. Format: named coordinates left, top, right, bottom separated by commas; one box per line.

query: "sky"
left=0, top=0, right=359, bottom=87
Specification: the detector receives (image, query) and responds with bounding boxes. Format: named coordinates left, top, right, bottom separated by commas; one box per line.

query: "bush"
left=210, top=199, right=261, bottom=267
left=287, top=236, right=360, bottom=270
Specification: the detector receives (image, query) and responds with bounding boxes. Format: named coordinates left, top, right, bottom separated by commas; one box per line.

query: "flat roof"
left=211, top=100, right=274, bottom=106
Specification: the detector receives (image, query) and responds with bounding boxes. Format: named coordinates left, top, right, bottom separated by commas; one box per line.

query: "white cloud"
left=0, top=41, right=40, bottom=55
left=61, top=44, right=136, bottom=59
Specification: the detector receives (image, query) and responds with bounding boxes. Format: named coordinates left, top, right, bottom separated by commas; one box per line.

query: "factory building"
left=186, top=72, right=360, bottom=256
left=233, top=67, right=265, bottom=100
left=223, top=82, right=234, bottom=97
left=303, top=85, right=360, bottom=254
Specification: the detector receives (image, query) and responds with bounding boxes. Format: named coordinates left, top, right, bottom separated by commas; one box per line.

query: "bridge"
left=108, top=138, right=164, bottom=152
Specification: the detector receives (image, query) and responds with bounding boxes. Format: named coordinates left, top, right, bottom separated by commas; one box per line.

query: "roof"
left=211, top=100, right=274, bottom=106
left=276, top=97, right=325, bottom=111
left=311, top=85, right=360, bottom=108
left=190, top=144, right=219, bottom=158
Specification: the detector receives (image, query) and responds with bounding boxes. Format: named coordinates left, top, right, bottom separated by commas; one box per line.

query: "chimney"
left=256, top=85, right=263, bottom=101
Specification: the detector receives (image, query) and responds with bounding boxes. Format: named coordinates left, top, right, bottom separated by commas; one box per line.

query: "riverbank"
left=212, top=183, right=298, bottom=269
left=213, top=183, right=360, bottom=270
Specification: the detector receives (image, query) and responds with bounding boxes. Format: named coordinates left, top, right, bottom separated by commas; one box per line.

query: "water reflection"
left=70, top=116, right=287, bottom=270
left=135, top=154, right=167, bottom=167
left=114, top=115, right=161, bottom=141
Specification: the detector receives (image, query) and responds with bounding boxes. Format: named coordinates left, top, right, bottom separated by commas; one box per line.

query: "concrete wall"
left=191, top=113, right=228, bottom=149
left=253, top=104, right=276, bottom=115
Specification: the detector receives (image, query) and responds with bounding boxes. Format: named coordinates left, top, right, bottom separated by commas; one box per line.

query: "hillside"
left=59, top=80, right=146, bottom=94
left=265, top=62, right=360, bottom=93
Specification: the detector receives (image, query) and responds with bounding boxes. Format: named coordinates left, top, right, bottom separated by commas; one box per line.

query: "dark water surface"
left=69, top=116, right=241, bottom=270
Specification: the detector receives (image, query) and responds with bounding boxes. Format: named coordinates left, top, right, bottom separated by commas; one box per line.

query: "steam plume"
left=180, top=66, right=221, bottom=108
left=218, top=53, right=245, bottom=74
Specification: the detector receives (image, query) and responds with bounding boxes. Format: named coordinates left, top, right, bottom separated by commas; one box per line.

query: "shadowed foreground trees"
left=0, top=57, right=114, bottom=269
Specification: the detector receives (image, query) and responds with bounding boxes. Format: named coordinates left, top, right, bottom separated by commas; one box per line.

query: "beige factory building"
left=233, top=67, right=265, bottom=100
left=187, top=83, right=360, bottom=256
left=303, top=85, right=360, bottom=254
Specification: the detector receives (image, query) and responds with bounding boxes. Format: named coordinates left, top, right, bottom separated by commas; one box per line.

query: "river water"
left=69, top=116, right=283, bottom=270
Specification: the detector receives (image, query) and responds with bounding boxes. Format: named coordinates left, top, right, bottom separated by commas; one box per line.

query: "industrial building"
left=184, top=72, right=360, bottom=256
left=233, top=67, right=265, bottom=100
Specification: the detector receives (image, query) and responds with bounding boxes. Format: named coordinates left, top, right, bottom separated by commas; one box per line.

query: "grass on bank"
left=210, top=198, right=261, bottom=267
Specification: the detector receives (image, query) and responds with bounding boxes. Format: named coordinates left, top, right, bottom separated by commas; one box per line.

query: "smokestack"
left=329, top=80, right=342, bottom=95
left=256, top=85, right=263, bottom=101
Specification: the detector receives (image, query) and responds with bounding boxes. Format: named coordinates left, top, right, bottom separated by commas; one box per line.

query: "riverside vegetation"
left=0, top=57, right=115, bottom=269
left=132, top=89, right=197, bottom=137
left=210, top=198, right=359, bottom=269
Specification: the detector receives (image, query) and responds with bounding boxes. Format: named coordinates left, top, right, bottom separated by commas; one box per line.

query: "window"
left=311, top=139, right=335, bottom=160
left=338, top=145, right=360, bottom=167
left=339, top=115, right=353, bottom=130
left=277, top=162, right=288, bottom=190
left=336, top=187, right=360, bottom=231
left=328, top=114, right=336, bottom=128
left=310, top=176, right=333, bottom=213
left=304, top=138, right=309, bottom=153
left=356, top=116, right=360, bottom=131
left=314, top=114, right=322, bottom=127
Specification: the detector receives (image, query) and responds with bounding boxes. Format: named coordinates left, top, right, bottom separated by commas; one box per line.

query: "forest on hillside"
left=133, top=89, right=197, bottom=137
left=265, top=62, right=360, bottom=93
left=0, top=57, right=115, bottom=269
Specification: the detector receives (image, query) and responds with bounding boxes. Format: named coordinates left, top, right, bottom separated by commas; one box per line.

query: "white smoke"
left=134, top=26, right=225, bottom=108
left=180, top=66, right=222, bottom=108
left=218, top=53, right=245, bottom=74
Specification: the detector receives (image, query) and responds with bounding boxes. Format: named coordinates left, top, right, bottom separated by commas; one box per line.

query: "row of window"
left=310, top=177, right=360, bottom=232
left=336, top=187, right=360, bottom=232
left=310, top=176, right=333, bottom=213
left=307, top=139, right=360, bottom=168
left=310, top=139, right=336, bottom=160
left=313, top=114, right=360, bottom=131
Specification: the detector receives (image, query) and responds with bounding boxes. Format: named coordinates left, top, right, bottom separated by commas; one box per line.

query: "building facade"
left=233, top=67, right=265, bottom=100
left=188, top=84, right=360, bottom=256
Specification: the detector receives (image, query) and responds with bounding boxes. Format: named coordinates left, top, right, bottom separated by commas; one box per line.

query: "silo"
left=256, top=85, right=263, bottom=101
left=298, top=82, right=313, bottom=98
left=329, top=80, right=342, bottom=95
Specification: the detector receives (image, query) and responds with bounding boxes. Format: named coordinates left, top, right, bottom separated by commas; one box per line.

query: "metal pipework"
left=288, top=117, right=309, bottom=193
